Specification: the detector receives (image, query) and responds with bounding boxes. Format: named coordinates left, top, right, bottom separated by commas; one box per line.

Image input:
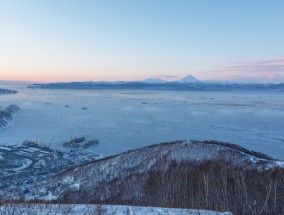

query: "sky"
left=0, top=0, right=284, bottom=83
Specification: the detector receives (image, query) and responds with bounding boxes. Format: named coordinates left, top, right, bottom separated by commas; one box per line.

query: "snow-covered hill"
left=7, top=141, right=282, bottom=199
left=2, top=140, right=284, bottom=214
left=143, top=78, right=166, bottom=84
left=143, top=75, right=200, bottom=84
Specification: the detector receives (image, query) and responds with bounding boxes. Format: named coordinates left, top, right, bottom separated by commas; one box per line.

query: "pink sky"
left=1, top=57, right=284, bottom=83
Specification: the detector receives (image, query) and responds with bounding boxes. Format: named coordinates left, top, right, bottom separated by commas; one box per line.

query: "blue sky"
left=0, top=0, right=284, bottom=82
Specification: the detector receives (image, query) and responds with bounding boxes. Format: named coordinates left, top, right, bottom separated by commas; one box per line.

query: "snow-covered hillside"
left=0, top=105, right=20, bottom=128
left=6, top=141, right=282, bottom=200
left=1, top=141, right=284, bottom=214
left=0, top=204, right=232, bottom=215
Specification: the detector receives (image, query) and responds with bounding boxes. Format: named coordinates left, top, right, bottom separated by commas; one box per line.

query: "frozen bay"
left=1, top=83, right=284, bottom=160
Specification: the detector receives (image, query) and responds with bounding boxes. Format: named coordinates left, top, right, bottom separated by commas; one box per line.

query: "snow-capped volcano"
left=177, top=75, right=200, bottom=83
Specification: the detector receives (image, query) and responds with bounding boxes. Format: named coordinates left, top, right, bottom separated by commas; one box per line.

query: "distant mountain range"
left=28, top=75, right=284, bottom=91
left=143, top=75, right=200, bottom=84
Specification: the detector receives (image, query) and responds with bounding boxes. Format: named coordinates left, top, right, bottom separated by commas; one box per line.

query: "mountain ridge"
left=0, top=88, right=18, bottom=94
left=28, top=81, right=284, bottom=91
left=0, top=105, right=20, bottom=128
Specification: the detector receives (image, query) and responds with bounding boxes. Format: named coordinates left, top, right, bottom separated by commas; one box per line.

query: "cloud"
left=148, top=75, right=178, bottom=80
left=203, top=57, right=284, bottom=82
left=233, top=58, right=284, bottom=65
left=214, top=58, right=284, bottom=73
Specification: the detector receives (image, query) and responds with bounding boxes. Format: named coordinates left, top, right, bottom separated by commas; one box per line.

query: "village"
left=0, top=140, right=103, bottom=193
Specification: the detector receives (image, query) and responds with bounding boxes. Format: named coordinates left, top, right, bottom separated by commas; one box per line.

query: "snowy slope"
left=8, top=140, right=282, bottom=201
left=0, top=204, right=232, bottom=215
left=0, top=105, right=20, bottom=128
left=1, top=141, right=283, bottom=214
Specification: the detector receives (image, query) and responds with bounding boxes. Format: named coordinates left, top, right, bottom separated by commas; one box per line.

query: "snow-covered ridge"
left=0, top=88, right=18, bottom=94
left=2, top=141, right=283, bottom=214
left=0, top=105, right=20, bottom=128
left=0, top=204, right=232, bottom=215
left=13, top=140, right=281, bottom=201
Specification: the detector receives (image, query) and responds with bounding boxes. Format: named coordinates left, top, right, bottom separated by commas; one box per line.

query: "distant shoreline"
left=0, top=88, right=18, bottom=94
left=28, top=81, right=284, bottom=91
